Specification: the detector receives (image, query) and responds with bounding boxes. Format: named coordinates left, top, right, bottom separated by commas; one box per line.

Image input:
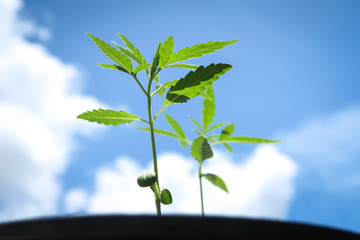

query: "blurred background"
left=0, top=0, right=359, bottom=233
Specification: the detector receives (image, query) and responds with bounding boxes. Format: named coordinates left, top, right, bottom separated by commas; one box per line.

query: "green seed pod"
left=137, top=171, right=157, bottom=187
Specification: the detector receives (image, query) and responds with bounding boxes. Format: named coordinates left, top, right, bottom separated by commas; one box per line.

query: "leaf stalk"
left=131, top=74, right=148, bottom=96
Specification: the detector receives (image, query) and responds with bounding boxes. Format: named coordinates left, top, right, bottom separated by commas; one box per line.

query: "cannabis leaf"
left=159, top=36, right=174, bottom=68
left=77, top=109, right=143, bottom=125
left=86, top=33, right=133, bottom=73
left=150, top=43, right=161, bottom=80
left=165, top=40, right=238, bottom=67
left=202, top=85, right=216, bottom=133
left=117, top=33, right=146, bottom=64
left=165, top=63, right=232, bottom=104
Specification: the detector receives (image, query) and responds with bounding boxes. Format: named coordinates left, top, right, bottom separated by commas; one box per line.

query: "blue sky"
left=0, top=0, right=359, bottom=233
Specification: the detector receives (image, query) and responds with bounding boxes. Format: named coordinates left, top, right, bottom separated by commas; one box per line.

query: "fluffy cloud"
left=66, top=146, right=298, bottom=219
left=0, top=0, right=104, bottom=221
left=277, top=105, right=360, bottom=191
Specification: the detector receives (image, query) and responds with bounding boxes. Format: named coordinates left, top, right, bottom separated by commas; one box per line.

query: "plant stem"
left=132, top=74, right=147, bottom=96
left=199, top=162, right=205, bottom=217
left=147, top=76, right=161, bottom=216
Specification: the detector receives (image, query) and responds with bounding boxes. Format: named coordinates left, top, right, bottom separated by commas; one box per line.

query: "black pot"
left=0, top=215, right=359, bottom=240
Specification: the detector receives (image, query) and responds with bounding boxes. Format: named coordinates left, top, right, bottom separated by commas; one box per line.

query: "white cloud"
left=0, top=0, right=105, bottom=221
left=67, top=146, right=297, bottom=219
left=277, top=105, right=360, bottom=190
left=64, top=189, right=88, bottom=213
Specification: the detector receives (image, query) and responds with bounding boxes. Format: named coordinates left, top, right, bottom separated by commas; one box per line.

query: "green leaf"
left=97, top=64, right=128, bottom=74
left=167, top=40, right=237, bottom=66
left=136, top=126, right=189, bottom=147
left=156, top=84, right=167, bottom=96
left=150, top=42, right=161, bottom=80
left=220, top=136, right=282, bottom=144
left=180, top=139, right=188, bottom=147
left=193, top=129, right=202, bottom=136
left=159, top=36, right=174, bottom=68
left=189, top=116, right=203, bottom=133
left=154, top=75, right=160, bottom=84
left=203, top=173, right=229, bottom=193
left=223, top=143, right=233, bottom=153
left=117, top=33, right=146, bottom=64
left=136, top=126, right=180, bottom=139
left=134, top=63, right=150, bottom=74
left=165, top=63, right=232, bottom=104
left=160, top=189, right=173, bottom=205
left=207, top=122, right=228, bottom=132
left=206, top=134, right=218, bottom=142
left=202, top=85, right=215, bottom=133
left=164, top=113, right=186, bottom=139
left=112, top=42, right=140, bottom=65
left=191, top=136, right=213, bottom=163
left=86, top=33, right=133, bottom=73
left=164, top=64, right=198, bottom=69
left=137, top=172, right=157, bottom=187
left=77, top=109, right=141, bottom=126
left=154, top=79, right=178, bottom=96
left=219, top=123, right=235, bottom=141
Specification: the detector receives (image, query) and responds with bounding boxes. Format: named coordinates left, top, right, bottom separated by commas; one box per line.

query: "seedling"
left=142, top=85, right=281, bottom=216
left=77, top=33, right=236, bottom=215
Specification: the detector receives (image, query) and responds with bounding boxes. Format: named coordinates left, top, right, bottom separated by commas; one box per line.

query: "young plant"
left=77, top=33, right=237, bottom=215
left=142, top=84, right=281, bottom=216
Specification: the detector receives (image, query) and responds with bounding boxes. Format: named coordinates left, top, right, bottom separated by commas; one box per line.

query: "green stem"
left=199, top=162, right=205, bottom=217
left=147, top=74, right=161, bottom=216
left=132, top=74, right=147, bottom=96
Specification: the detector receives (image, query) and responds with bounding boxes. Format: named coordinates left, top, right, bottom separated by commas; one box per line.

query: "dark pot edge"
left=0, top=214, right=359, bottom=240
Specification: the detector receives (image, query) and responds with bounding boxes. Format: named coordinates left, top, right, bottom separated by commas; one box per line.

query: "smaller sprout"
left=137, top=171, right=157, bottom=187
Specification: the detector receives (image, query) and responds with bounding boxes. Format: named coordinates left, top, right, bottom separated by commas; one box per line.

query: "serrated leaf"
left=165, top=63, right=232, bottom=104
left=134, top=63, right=150, bottom=74
left=189, top=116, right=203, bottom=133
left=220, top=136, right=282, bottom=144
left=117, top=33, right=146, bottom=64
left=86, top=33, right=133, bottom=73
left=137, top=126, right=189, bottom=147
left=219, top=123, right=235, bottom=141
left=160, top=189, right=173, bottom=205
left=137, top=172, right=157, bottom=187
left=150, top=43, right=161, bottom=80
left=77, top=109, right=141, bottom=125
left=191, top=136, right=213, bottom=163
left=164, top=113, right=186, bottom=139
left=207, top=122, right=228, bottom=132
left=97, top=64, right=128, bottom=74
left=113, top=42, right=140, bottom=64
left=136, top=126, right=180, bottom=139
left=166, top=40, right=237, bottom=66
left=203, top=173, right=228, bottom=193
left=164, top=64, right=198, bottom=69
left=159, top=36, right=174, bottom=68
left=202, top=85, right=215, bottom=133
